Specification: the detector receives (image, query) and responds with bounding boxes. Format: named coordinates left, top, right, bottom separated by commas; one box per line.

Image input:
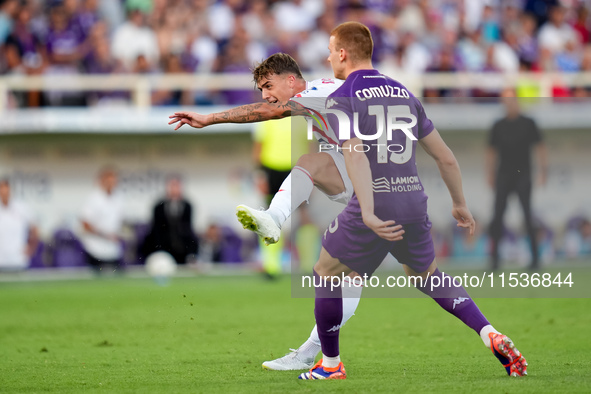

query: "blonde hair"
left=330, top=22, right=373, bottom=63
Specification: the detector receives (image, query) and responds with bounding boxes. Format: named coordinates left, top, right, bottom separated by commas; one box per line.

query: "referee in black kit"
left=486, top=89, right=548, bottom=271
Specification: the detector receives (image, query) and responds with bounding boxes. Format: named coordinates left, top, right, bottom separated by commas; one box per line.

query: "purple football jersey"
left=326, top=69, right=434, bottom=224
left=46, top=28, right=83, bottom=58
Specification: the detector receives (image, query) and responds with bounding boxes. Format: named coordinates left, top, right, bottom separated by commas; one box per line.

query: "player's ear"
left=287, top=74, right=296, bottom=87
left=339, top=48, right=346, bottom=62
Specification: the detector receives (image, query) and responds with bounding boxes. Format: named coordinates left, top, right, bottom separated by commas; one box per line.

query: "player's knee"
left=313, top=262, right=329, bottom=277
left=347, top=271, right=361, bottom=279
left=403, top=260, right=436, bottom=280
left=295, top=153, right=322, bottom=178
left=313, top=262, right=339, bottom=278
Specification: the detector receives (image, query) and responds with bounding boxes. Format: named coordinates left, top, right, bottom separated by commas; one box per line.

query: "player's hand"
left=452, top=205, right=475, bottom=236
left=168, top=111, right=209, bottom=130
left=363, top=214, right=404, bottom=242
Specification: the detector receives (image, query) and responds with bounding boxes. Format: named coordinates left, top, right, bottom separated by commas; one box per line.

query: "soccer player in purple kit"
left=299, top=22, right=528, bottom=380
left=169, top=53, right=395, bottom=370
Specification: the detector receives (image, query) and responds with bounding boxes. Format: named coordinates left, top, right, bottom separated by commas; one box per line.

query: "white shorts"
left=321, top=149, right=354, bottom=205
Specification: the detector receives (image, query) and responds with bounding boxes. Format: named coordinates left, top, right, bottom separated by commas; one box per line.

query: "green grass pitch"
left=1, top=274, right=590, bottom=393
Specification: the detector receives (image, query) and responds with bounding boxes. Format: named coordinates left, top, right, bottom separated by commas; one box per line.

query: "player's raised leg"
left=237, top=152, right=346, bottom=245
left=236, top=166, right=312, bottom=245
left=405, top=262, right=528, bottom=377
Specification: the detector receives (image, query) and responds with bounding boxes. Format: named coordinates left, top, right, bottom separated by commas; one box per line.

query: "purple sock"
left=313, top=270, right=343, bottom=358
left=416, top=268, right=490, bottom=334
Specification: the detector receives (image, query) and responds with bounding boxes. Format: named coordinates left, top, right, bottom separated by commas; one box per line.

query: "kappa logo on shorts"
left=327, top=324, right=342, bottom=332
left=452, top=297, right=469, bottom=310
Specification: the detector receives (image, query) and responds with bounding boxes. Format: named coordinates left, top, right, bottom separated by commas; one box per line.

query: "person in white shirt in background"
left=111, top=7, right=159, bottom=72
left=0, top=177, right=38, bottom=271
left=80, top=166, right=124, bottom=274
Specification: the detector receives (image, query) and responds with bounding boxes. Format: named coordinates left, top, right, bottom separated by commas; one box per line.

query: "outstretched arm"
left=419, top=129, right=475, bottom=235
left=168, top=101, right=309, bottom=130
left=343, top=138, right=404, bottom=242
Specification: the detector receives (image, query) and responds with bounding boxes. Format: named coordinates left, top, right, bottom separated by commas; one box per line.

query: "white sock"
left=322, top=354, right=341, bottom=368
left=267, top=167, right=314, bottom=228
left=308, top=324, right=321, bottom=347
left=480, top=324, right=500, bottom=348
left=297, top=338, right=321, bottom=360
left=305, top=277, right=363, bottom=356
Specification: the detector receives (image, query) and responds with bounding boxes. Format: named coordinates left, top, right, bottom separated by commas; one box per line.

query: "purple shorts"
left=322, top=211, right=435, bottom=277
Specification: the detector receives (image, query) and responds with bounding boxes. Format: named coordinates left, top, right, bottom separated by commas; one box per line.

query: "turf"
left=1, top=274, right=590, bottom=393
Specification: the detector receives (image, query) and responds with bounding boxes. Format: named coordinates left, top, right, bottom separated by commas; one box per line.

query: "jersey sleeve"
left=325, top=93, right=354, bottom=145
left=415, top=98, right=435, bottom=139
left=290, top=79, right=344, bottom=146
left=289, top=95, right=326, bottom=115
left=289, top=79, right=342, bottom=114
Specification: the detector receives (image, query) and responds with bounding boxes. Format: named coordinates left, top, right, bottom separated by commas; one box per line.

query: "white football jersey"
left=290, top=78, right=343, bottom=145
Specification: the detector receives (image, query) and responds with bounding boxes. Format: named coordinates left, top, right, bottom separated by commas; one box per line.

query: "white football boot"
left=262, top=348, right=315, bottom=371
left=236, top=205, right=281, bottom=245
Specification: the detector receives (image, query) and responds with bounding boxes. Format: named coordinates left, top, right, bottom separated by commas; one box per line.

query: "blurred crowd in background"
left=1, top=0, right=591, bottom=107
left=1, top=166, right=591, bottom=274
left=1, top=0, right=591, bottom=274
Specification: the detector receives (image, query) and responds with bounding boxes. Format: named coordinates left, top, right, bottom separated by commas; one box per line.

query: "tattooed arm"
left=168, top=101, right=309, bottom=130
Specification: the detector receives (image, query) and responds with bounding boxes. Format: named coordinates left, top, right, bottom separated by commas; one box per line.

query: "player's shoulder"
left=308, top=77, right=343, bottom=89
left=294, top=78, right=343, bottom=98
left=336, top=69, right=416, bottom=95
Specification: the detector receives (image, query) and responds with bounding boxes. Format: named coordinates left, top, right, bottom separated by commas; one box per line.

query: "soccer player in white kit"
left=169, top=53, right=400, bottom=370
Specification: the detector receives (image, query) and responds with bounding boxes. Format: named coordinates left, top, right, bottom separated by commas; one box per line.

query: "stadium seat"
left=51, top=229, right=87, bottom=268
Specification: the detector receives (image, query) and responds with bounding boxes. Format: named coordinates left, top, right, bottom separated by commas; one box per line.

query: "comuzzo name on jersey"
left=355, top=85, right=410, bottom=101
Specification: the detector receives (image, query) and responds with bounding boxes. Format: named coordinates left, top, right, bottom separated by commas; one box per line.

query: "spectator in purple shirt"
left=85, top=36, right=129, bottom=106
left=516, top=13, right=539, bottom=66
left=217, top=27, right=258, bottom=104
left=4, top=2, right=46, bottom=106
left=424, top=47, right=460, bottom=101
left=44, top=4, right=87, bottom=105
left=45, top=5, right=87, bottom=69
left=74, top=0, right=101, bottom=40
left=152, top=53, right=193, bottom=106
